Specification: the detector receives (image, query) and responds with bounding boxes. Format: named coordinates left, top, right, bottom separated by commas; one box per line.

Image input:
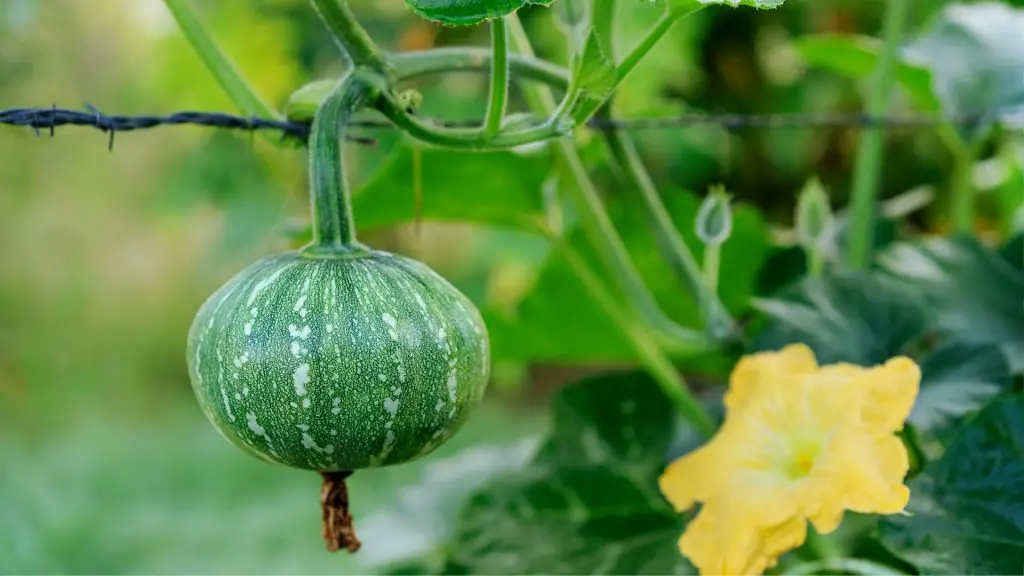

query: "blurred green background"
left=0, top=0, right=1020, bottom=573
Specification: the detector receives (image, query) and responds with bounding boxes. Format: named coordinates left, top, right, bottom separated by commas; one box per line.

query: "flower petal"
left=680, top=499, right=807, bottom=576
left=659, top=432, right=735, bottom=512
left=843, top=433, right=911, bottom=514
left=725, top=344, right=818, bottom=412
left=859, top=357, right=921, bottom=432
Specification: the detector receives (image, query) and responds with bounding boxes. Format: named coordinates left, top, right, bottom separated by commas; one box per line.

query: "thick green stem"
left=484, top=19, right=510, bottom=139
left=309, top=0, right=390, bottom=74
left=392, top=48, right=569, bottom=89
left=845, top=0, right=909, bottom=269
left=550, top=235, right=715, bottom=437
left=304, top=72, right=377, bottom=256
left=603, top=129, right=735, bottom=339
left=508, top=16, right=712, bottom=352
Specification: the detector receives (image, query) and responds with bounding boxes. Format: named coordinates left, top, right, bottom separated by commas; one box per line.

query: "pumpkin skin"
left=186, top=250, right=490, bottom=471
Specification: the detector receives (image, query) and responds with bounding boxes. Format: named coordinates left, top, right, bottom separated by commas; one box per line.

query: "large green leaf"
left=1002, top=233, right=1023, bottom=273
left=352, top=142, right=549, bottom=231
left=486, top=190, right=768, bottom=363
left=909, top=342, right=1015, bottom=434
left=752, top=272, right=1015, bottom=435
left=878, top=235, right=1024, bottom=373
left=794, top=34, right=940, bottom=111
left=903, top=2, right=1024, bottom=123
left=880, top=395, right=1024, bottom=574
left=752, top=272, right=925, bottom=366
left=405, top=0, right=554, bottom=26
left=447, top=373, right=694, bottom=575
left=356, top=439, right=539, bottom=568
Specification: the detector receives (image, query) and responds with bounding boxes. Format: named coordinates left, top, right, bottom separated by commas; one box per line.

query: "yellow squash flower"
left=659, top=344, right=920, bottom=575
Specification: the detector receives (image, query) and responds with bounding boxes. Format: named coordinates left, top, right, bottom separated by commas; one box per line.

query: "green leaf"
left=568, top=31, right=617, bottom=126
left=909, top=342, right=1015, bottom=435
left=447, top=373, right=694, bottom=575
left=752, top=272, right=925, bottom=366
left=1002, top=233, right=1023, bottom=273
left=794, top=34, right=941, bottom=111
left=880, top=395, right=1024, bottom=574
left=352, top=141, right=550, bottom=230
left=405, top=0, right=554, bottom=27
left=358, top=439, right=539, bottom=568
left=903, top=3, right=1024, bottom=125
left=878, top=235, right=1024, bottom=373
left=752, top=270, right=1018, bottom=435
left=487, top=190, right=768, bottom=363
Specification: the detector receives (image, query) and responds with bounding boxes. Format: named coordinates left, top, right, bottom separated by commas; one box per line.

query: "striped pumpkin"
left=186, top=250, right=490, bottom=471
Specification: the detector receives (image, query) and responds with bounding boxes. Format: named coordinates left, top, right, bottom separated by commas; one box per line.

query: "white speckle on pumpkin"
left=384, top=397, right=400, bottom=416
left=246, top=412, right=279, bottom=457
left=302, top=398, right=311, bottom=409
left=293, top=363, right=310, bottom=396
left=378, top=373, right=387, bottom=382
left=220, top=387, right=235, bottom=422
left=326, top=324, right=334, bottom=333
left=331, top=397, right=341, bottom=415
left=289, top=324, right=311, bottom=340
left=246, top=266, right=290, bottom=306
left=294, top=294, right=308, bottom=313
left=382, top=313, right=397, bottom=328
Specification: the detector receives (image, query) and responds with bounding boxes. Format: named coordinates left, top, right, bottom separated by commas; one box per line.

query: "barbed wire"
left=2, top=105, right=1022, bottom=149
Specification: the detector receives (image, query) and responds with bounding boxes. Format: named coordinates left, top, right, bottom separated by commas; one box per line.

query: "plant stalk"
left=603, top=129, right=735, bottom=340
left=304, top=72, right=377, bottom=256
left=308, top=0, right=390, bottom=74
left=484, top=18, right=510, bottom=140
left=703, top=244, right=721, bottom=295
left=392, top=48, right=569, bottom=89
left=163, top=0, right=283, bottom=146
left=550, top=235, right=715, bottom=437
left=950, top=138, right=983, bottom=233
left=572, top=4, right=702, bottom=126
left=509, top=14, right=713, bottom=355
left=845, top=0, right=909, bottom=269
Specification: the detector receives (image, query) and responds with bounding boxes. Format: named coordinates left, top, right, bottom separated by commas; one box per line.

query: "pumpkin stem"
left=320, top=470, right=361, bottom=553
left=306, top=71, right=379, bottom=255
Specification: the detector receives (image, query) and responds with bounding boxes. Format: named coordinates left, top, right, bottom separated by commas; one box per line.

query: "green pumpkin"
left=186, top=250, right=490, bottom=472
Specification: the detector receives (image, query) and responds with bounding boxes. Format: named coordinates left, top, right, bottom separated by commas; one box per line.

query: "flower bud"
left=695, top=185, right=734, bottom=247
left=796, top=176, right=833, bottom=250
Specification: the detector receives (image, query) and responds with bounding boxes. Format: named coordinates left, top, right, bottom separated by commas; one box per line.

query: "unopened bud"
left=696, top=185, right=734, bottom=247
left=796, top=176, right=833, bottom=249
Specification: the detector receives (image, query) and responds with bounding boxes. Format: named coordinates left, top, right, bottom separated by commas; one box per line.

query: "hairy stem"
left=603, top=128, right=735, bottom=339
left=484, top=19, right=510, bottom=139
left=845, top=0, right=909, bottom=269
left=309, top=0, right=390, bottom=74
left=304, top=72, right=377, bottom=256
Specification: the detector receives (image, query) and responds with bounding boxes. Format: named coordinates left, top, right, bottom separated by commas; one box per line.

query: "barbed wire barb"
left=1, top=105, right=1022, bottom=146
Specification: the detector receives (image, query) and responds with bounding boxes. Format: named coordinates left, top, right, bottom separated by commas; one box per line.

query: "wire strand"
left=1, top=105, right=1022, bottom=149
